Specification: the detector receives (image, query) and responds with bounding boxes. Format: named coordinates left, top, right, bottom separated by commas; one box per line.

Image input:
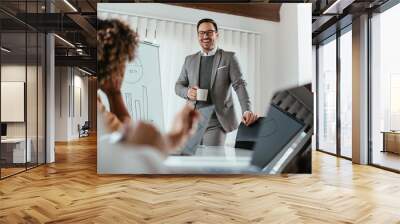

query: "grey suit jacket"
left=175, top=48, right=251, bottom=132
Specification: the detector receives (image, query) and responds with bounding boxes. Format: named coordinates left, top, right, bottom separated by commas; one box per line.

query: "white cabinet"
left=1, top=138, right=32, bottom=163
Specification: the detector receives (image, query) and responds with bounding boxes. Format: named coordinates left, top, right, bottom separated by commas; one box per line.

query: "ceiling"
left=311, top=0, right=392, bottom=44
left=0, top=32, right=45, bottom=65
left=0, top=0, right=97, bottom=73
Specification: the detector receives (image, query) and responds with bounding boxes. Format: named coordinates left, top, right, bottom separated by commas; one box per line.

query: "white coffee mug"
left=196, top=89, right=208, bottom=101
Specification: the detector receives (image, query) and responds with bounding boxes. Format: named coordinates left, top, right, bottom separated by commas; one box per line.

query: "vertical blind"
left=99, top=11, right=262, bottom=145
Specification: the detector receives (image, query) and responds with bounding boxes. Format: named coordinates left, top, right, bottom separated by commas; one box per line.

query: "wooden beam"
left=170, top=3, right=282, bottom=22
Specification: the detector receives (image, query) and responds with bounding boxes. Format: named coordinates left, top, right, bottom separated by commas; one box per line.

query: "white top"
left=97, top=135, right=167, bottom=174
left=97, top=90, right=167, bottom=174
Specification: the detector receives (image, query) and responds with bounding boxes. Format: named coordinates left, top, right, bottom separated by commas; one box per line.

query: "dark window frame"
left=315, top=24, right=352, bottom=161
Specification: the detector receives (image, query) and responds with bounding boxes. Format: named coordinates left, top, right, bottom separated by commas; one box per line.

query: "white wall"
left=55, top=67, right=68, bottom=141
left=1, top=65, right=27, bottom=138
left=297, top=3, right=313, bottom=86
left=277, top=4, right=299, bottom=91
left=1, top=65, right=43, bottom=137
left=278, top=3, right=312, bottom=89
left=275, top=3, right=313, bottom=151
left=54, top=67, right=89, bottom=141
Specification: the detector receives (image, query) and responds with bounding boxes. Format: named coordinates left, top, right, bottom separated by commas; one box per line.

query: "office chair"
left=79, top=121, right=90, bottom=138
left=234, top=117, right=264, bottom=150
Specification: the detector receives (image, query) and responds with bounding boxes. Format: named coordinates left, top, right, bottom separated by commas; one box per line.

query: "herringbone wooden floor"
left=1, top=135, right=400, bottom=224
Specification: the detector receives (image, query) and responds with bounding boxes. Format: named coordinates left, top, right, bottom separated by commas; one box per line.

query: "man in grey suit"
left=175, top=18, right=258, bottom=146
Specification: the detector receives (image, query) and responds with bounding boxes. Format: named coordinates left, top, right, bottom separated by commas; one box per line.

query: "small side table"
left=381, top=131, right=400, bottom=154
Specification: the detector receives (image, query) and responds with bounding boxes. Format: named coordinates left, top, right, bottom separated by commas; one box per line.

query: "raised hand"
left=242, top=111, right=259, bottom=126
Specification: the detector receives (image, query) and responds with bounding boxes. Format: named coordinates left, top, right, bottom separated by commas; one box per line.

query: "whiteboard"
left=97, top=42, right=166, bottom=174
left=121, top=42, right=165, bottom=131
left=1, top=82, right=25, bottom=122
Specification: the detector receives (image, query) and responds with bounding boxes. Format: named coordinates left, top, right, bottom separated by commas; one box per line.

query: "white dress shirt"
left=200, top=47, right=218, bottom=56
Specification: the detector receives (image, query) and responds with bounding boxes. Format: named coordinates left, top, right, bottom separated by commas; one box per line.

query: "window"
left=370, top=2, right=400, bottom=171
left=339, top=29, right=352, bottom=158
left=390, top=74, right=400, bottom=130
left=316, top=25, right=354, bottom=159
left=317, top=37, right=337, bottom=155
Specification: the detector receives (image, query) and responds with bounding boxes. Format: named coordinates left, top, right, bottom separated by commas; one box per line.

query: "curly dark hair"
left=97, top=19, right=139, bottom=84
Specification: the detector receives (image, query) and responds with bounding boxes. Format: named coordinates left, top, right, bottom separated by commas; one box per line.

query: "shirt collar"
left=200, top=47, right=218, bottom=56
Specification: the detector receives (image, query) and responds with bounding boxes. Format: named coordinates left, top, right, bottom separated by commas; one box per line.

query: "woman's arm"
left=100, top=75, right=132, bottom=123
left=121, top=103, right=199, bottom=153
left=98, top=96, right=123, bottom=132
left=107, top=91, right=131, bottom=123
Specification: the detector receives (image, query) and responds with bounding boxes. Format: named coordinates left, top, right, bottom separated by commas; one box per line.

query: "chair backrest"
left=234, top=117, right=265, bottom=150
left=82, top=121, right=90, bottom=129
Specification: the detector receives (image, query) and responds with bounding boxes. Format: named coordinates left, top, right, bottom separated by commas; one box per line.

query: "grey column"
left=46, top=1, right=56, bottom=163
left=352, top=14, right=369, bottom=164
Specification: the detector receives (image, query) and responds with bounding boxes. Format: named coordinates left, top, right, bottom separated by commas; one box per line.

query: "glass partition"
left=1, top=31, right=28, bottom=177
left=0, top=1, right=46, bottom=179
left=27, top=31, right=38, bottom=169
left=38, top=32, right=45, bottom=165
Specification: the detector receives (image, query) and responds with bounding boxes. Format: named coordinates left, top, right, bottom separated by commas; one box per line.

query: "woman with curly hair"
left=97, top=18, right=137, bottom=126
left=97, top=18, right=199, bottom=159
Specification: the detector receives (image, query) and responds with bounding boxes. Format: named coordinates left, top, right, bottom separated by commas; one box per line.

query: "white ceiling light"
left=1, top=47, right=11, bottom=53
left=63, top=0, right=78, bottom=12
left=323, top=0, right=355, bottom=15
left=54, top=34, right=75, bottom=48
left=78, top=67, right=92, bottom=76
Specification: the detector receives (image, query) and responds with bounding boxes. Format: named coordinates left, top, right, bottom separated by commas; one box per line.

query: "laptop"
left=234, top=117, right=265, bottom=150
left=163, top=84, right=313, bottom=174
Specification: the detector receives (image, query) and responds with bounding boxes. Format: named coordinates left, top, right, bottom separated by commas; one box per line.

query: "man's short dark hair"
left=197, top=18, right=218, bottom=32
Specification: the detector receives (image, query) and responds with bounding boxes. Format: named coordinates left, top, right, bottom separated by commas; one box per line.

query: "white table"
left=97, top=135, right=253, bottom=174
left=163, top=146, right=254, bottom=174
left=164, top=131, right=310, bottom=174
left=1, top=138, right=31, bottom=163
left=193, top=145, right=253, bottom=158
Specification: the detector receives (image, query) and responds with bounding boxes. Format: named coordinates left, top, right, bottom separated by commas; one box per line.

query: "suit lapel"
left=210, top=49, right=222, bottom=89
left=193, top=52, right=201, bottom=87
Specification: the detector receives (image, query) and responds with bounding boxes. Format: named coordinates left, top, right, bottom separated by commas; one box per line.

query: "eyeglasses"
left=198, top=30, right=216, bottom=37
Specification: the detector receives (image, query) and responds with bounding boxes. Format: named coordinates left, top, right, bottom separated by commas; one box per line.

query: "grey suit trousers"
left=201, top=113, right=226, bottom=146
